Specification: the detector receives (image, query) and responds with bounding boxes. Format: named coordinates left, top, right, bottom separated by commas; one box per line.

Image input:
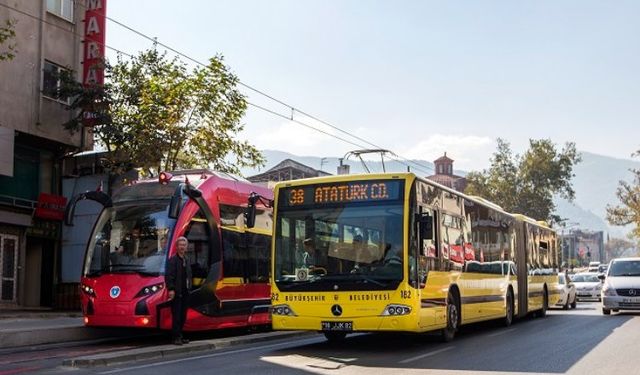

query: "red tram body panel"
left=74, top=170, right=273, bottom=331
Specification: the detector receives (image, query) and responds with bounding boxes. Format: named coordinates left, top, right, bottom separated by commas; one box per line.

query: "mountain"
left=242, top=150, right=639, bottom=237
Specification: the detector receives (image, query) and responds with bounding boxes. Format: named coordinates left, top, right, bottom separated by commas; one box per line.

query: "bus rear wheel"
left=504, top=290, right=514, bottom=327
left=538, top=289, right=548, bottom=318
left=324, top=331, right=347, bottom=343
left=441, top=292, right=459, bottom=342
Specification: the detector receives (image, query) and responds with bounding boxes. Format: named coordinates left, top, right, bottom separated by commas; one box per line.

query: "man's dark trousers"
left=171, top=293, right=189, bottom=339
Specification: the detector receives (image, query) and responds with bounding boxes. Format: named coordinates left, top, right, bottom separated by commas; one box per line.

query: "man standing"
left=165, top=236, right=191, bottom=345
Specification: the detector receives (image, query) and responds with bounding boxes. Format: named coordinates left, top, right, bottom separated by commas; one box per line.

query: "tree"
left=0, top=18, right=17, bottom=61
left=465, top=138, right=581, bottom=224
left=60, top=48, right=264, bottom=176
left=606, top=149, right=640, bottom=239
left=605, top=237, right=636, bottom=259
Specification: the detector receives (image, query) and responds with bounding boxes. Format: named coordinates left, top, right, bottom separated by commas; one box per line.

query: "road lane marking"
left=98, top=337, right=322, bottom=374
left=485, top=328, right=516, bottom=338
left=398, top=346, right=455, bottom=364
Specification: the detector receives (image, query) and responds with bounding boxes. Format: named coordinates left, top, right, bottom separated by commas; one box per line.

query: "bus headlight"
left=271, top=304, right=296, bottom=316
left=80, top=284, right=96, bottom=297
left=135, top=283, right=164, bottom=298
left=382, top=304, right=411, bottom=316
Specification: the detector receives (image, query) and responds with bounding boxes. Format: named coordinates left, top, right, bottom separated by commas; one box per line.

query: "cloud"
left=404, top=134, right=496, bottom=171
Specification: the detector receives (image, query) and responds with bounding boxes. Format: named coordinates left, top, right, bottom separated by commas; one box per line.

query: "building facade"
left=560, top=230, right=605, bottom=268
left=247, top=159, right=331, bottom=186
left=425, top=153, right=467, bottom=192
left=0, top=0, right=95, bottom=308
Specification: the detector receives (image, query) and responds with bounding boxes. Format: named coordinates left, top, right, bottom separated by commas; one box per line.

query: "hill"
left=241, top=150, right=639, bottom=237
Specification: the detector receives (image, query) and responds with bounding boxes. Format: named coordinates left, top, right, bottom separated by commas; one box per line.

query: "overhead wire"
left=72, top=2, right=435, bottom=174
left=16, top=0, right=435, bottom=175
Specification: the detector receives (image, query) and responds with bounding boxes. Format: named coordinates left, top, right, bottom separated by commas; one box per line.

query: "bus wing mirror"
left=245, top=192, right=272, bottom=229
left=245, top=193, right=258, bottom=228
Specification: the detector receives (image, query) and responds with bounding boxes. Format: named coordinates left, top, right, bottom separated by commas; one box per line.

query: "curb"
left=63, top=330, right=313, bottom=368
left=0, top=325, right=145, bottom=349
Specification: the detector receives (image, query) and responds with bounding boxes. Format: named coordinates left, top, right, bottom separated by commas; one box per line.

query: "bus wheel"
left=504, top=290, right=514, bottom=327
left=441, top=292, right=459, bottom=342
left=324, top=331, right=347, bottom=343
left=539, top=289, right=548, bottom=318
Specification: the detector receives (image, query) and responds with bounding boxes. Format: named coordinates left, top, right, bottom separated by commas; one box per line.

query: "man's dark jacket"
left=165, top=255, right=192, bottom=297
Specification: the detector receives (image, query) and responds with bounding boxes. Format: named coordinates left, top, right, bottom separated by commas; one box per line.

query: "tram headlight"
left=135, top=283, right=165, bottom=298
left=80, top=284, right=96, bottom=297
left=271, top=304, right=296, bottom=316
left=381, top=304, right=412, bottom=316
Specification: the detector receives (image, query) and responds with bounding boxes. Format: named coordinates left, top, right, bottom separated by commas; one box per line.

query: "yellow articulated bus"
left=269, top=172, right=558, bottom=342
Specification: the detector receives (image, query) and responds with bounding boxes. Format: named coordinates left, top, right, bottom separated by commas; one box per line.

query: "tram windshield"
left=274, top=180, right=405, bottom=291
left=84, top=203, right=176, bottom=277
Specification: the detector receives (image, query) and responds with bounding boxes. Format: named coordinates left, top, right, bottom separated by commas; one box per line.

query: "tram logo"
left=331, top=304, right=343, bottom=316
left=110, top=286, right=121, bottom=299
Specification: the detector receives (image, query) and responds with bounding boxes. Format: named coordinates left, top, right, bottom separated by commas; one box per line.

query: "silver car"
left=571, top=272, right=602, bottom=301
left=601, top=258, right=640, bottom=315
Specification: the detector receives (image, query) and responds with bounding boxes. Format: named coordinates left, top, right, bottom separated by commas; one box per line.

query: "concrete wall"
left=0, top=0, right=87, bottom=148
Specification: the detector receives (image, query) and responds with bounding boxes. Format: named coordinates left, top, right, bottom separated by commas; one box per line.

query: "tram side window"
left=183, top=218, right=210, bottom=287
left=222, top=229, right=271, bottom=283
left=246, top=232, right=270, bottom=282
left=222, top=229, right=245, bottom=279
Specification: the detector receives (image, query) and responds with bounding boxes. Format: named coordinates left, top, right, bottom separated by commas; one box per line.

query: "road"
left=5, top=302, right=638, bottom=375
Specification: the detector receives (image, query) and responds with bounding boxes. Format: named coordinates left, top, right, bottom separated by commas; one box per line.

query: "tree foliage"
left=465, top=138, right=581, bottom=224
left=605, top=237, right=637, bottom=259
left=0, top=18, right=17, bottom=61
left=60, top=49, right=264, bottom=176
left=606, top=149, right=640, bottom=239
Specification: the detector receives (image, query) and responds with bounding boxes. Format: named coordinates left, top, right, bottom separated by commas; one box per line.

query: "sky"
left=104, top=0, right=640, bottom=171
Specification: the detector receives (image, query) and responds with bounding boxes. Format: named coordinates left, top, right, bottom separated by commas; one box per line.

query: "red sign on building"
left=82, top=0, right=107, bottom=126
left=34, top=193, right=68, bottom=221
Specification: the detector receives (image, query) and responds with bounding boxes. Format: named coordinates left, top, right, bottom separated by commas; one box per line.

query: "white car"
left=588, top=261, right=600, bottom=273
left=554, top=273, right=577, bottom=309
left=571, top=273, right=602, bottom=301
left=601, top=258, right=640, bottom=315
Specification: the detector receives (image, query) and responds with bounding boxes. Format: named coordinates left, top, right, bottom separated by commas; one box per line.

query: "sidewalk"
left=0, top=310, right=141, bottom=349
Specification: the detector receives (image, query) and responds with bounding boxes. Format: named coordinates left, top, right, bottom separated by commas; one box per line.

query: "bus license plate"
left=321, top=321, right=353, bottom=331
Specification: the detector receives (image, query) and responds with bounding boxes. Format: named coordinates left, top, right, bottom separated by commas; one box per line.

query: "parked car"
left=601, top=257, right=640, bottom=315
left=554, top=273, right=577, bottom=309
left=588, top=261, right=601, bottom=273
left=571, top=272, right=602, bottom=301
left=598, top=264, right=609, bottom=274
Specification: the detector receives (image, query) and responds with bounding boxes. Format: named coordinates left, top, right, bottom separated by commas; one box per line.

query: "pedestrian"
left=165, top=236, right=192, bottom=345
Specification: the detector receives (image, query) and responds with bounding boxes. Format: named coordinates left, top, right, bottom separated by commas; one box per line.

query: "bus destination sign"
left=280, top=180, right=404, bottom=207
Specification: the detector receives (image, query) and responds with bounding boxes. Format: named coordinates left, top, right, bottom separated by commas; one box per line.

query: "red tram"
left=65, top=170, right=273, bottom=331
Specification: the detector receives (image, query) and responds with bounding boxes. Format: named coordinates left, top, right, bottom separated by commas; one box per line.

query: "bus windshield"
left=84, top=203, right=177, bottom=277
left=274, top=201, right=404, bottom=292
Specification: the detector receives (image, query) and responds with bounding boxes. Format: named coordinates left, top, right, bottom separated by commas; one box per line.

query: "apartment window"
left=47, top=0, right=74, bottom=21
left=42, top=61, right=69, bottom=102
